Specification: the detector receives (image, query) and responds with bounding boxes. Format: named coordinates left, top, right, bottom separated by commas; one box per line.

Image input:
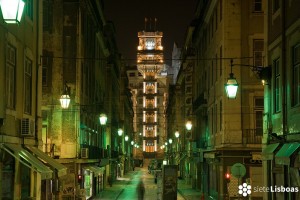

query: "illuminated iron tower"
left=136, top=18, right=166, bottom=158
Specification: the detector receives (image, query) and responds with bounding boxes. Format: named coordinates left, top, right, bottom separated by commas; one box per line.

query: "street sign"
left=162, top=165, right=178, bottom=199
left=231, top=163, right=246, bottom=178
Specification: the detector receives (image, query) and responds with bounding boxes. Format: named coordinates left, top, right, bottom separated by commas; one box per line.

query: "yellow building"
left=174, top=0, right=266, bottom=199
left=41, top=0, right=122, bottom=199
left=0, top=1, right=67, bottom=199
left=262, top=0, right=300, bottom=199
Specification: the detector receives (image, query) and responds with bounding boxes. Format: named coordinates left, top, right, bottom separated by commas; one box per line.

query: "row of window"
left=6, top=45, right=32, bottom=114
left=208, top=97, right=264, bottom=135
left=274, top=44, right=300, bottom=111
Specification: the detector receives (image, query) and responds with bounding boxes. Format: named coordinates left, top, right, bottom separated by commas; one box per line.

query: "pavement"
left=94, top=167, right=203, bottom=200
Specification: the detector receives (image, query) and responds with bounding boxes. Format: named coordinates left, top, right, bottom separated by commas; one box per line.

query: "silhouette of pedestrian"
left=137, top=180, right=145, bottom=200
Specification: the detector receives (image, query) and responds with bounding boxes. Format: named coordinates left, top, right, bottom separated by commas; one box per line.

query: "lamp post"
left=175, top=129, right=180, bottom=153
left=184, top=120, right=193, bottom=183
left=99, top=113, right=107, bottom=158
left=0, top=0, right=25, bottom=24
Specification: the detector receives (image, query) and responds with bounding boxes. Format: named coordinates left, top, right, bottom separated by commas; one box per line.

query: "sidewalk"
left=95, top=171, right=135, bottom=200
left=95, top=169, right=203, bottom=200
left=177, top=178, right=203, bottom=200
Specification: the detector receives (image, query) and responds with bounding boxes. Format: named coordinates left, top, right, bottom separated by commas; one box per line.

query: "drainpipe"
left=35, top=0, right=41, bottom=147
left=280, top=1, right=289, bottom=200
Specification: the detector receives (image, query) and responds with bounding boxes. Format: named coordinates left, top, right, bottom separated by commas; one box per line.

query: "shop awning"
left=85, top=165, right=105, bottom=175
left=275, top=142, right=300, bottom=165
left=261, top=143, right=280, bottom=160
left=26, top=146, right=67, bottom=177
left=0, top=143, right=53, bottom=180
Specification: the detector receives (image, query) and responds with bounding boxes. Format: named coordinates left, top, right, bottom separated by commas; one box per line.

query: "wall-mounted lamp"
left=99, top=113, right=107, bottom=125
left=225, top=59, right=271, bottom=99
left=225, top=60, right=239, bottom=99
left=118, top=128, right=123, bottom=136
left=175, top=130, right=180, bottom=138
left=60, top=83, right=71, bottom=109
left=185, top=120, right=192, bottom=131
left=0, top=0, right=25, bottom=24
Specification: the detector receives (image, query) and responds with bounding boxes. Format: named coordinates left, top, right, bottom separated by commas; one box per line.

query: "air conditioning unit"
left=81, top=148, right=89, bottom=159
left=21, top=118, right=34, bottom=136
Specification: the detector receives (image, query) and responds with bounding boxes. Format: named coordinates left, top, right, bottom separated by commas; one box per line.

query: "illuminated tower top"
left=137, top=18, right=164, bottom=75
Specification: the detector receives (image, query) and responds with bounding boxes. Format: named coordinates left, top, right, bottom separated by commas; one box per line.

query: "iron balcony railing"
left=80, top=145, right=109, bottom=159
left=242, top=128, right=263, bottom=144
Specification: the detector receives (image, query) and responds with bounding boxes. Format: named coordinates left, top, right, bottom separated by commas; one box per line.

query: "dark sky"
left=103, top=0, right=198, bottom=65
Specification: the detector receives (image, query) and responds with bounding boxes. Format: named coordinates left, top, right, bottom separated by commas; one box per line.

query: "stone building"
left=0, top=1, right=67, bottom=199
left=171, top=0, right=266, bottom=199
left=41, top=0, right=124, bottom=199
left=262, top=0, right=300, bottom=199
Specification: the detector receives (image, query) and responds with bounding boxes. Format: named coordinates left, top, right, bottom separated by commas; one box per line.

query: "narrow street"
left=117, top=167, right=160, bottom=200
left=94, top=165, right=193, bottom=200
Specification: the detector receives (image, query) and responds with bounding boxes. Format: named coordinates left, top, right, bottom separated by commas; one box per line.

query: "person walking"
left=137, top=180, right=145, bottom=200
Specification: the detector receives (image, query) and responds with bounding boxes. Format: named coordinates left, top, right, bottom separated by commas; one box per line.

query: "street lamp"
left=125, top=135, right=129, bottom=141
left=175, top=130, right=180, bottom=138
left=225, top=59, right=271, bottom=99
left=118, top=128, right=123, bottom=136
left=168, top=138, right=173, bottom=144
left=99, top=113, right=107, bottom=125
left=60, top=83, right=71, bottom=109
left=185, top=120, right=192, bottom=131
left=0, top=0, right=25, bottom=24
left=225, top=59, right=238, bottom=99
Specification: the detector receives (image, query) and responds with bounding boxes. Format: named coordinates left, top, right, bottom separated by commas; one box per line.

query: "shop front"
left=83, top=165, right=105, bottom=199
left=0, top=143, right=53, bottom=200
left=25, top=145, right=68, bottom=199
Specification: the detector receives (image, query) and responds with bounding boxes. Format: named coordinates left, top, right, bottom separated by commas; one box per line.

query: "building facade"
left=262, top=0, right=300, bottom=199
left=0, top=1, right=68, bottom=200
left=169, top=0, right=267, bottom=199
left=41, top=0, right=125, bottom=199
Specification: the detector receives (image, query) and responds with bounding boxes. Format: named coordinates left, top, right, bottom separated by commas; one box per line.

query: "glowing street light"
left=175, top=130, right=180, bottom=138
left=186, top=120, right=192, bottom=131
left=0, top=0, right=25, bottom=24
left=118, top=128, right=123, bottom=136
left=125, top=135, right=129, bottom=141
left=225, top=73, right=238, bottom=99
left=60, top=83, right=71, bottom=109
left=99, top=113, right=107, bottom=125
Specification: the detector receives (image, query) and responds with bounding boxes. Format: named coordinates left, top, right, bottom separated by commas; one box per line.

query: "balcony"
left=242, top=129, right=263, bottom=144
left=192, top=93, right=207, bottom=112
left=143, top=107, right=158, bottom=112
left=142, top=121, right=158, bottom=126
left=143, top=136, right=158, bottom=140
left=80, top=145, right=109, bottom=159
left=144, top=77, right=157, bottom=82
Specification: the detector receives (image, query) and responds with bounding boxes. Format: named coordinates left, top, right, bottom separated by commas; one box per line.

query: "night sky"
left=103, top=0, right=198, bottom=65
